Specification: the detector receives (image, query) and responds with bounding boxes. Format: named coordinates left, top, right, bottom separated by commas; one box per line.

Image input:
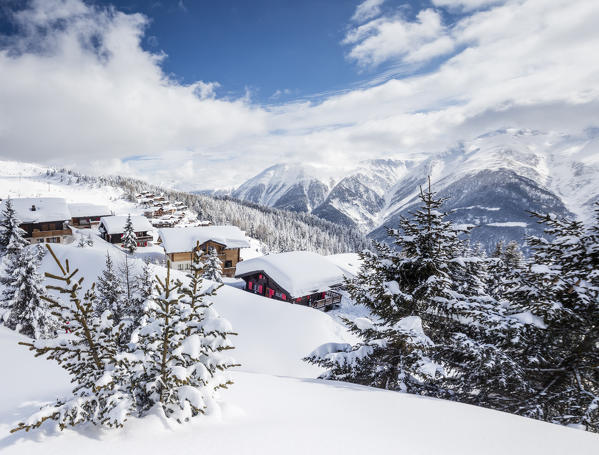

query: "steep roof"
left=68, top=203, right=111, bottom=218
left=235, top=251, right=347, bottom=297
left=158, top=225, right=250, bottom=254
left=100, top=215, right=153, bottom=235
left=0, top=197, right=71, bottom=223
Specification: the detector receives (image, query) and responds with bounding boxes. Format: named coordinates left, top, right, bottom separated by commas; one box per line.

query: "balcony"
left=311, top=293, right=342, bottom=310
left=31, top=228, right=72, bottom=238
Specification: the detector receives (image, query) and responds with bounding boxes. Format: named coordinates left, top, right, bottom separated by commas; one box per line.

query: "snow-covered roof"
left=0, top=197, right=71, bottom=223
left=100, top=215, right=153, bottom=234
left=235, top=251, right=347, bottom=297
left=158, top=225, right=251, bottom=253
left=68, top=203, right=111, bottom=218
left=325, top=253, right=362, bottom=278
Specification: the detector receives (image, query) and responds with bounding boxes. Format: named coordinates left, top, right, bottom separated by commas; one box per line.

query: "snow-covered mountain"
left=228, top=129, right=599, bottom=249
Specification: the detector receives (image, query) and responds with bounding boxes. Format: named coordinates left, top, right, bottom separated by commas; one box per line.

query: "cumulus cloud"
left=432, top=0, right=506, bottom=12
left=0, top=0, right=598, bottom=190
left=344, top=9, right=454, bottom=67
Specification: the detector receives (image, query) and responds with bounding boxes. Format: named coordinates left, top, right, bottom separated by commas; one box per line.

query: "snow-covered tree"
left=132, top=252, right=236, bottom=421
left=96, top=253, right=125, bottom=321
left=0, top=198, right=28, bottom=255
left=1, top=245, right=57, bottom=339
left=12, top=245, right=135, bottom=432
left=121, top=214, right=137, bottom=254
left=203, top=247, right=223, bottom=283
left=504, top=207, right=599, bottom=431
left=77, top=233, right=87, bottom=248
left=306, top=180, right=527, bottom=407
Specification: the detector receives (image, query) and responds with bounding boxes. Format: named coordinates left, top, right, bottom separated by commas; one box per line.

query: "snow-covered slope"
left=229, top=129, right=599, bottom=248
left=1, top=243, right=598, bottom=453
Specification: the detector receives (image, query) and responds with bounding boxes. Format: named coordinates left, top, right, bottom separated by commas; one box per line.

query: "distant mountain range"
left=205, top=129, right=599, bottom=249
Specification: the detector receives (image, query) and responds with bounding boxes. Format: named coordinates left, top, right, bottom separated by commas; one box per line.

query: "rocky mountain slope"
left=227, top=129, right=599, bottom=249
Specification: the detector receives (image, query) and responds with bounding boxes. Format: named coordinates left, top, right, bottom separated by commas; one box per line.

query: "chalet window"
left=296, top=298, right=301, bottom=303
left=248, top=281, right=253, bottom=290
left=281, top=294, right=287, bottom=301
left=224, top=260, right=232, bottom=268
left=258, top=285, right=263, bottom=294
left=259, top=274, right=263, bottom=280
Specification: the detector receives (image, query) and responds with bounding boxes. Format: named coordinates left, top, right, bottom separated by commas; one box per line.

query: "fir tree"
left=306, top=179, right=527, bottom=407
left=96, top=253, right=125, bottom=321
left=121, top=214, right=137, bottom=254
left=203, top=247, right=223, bottom=283
left=77, top=233, right=87, bottom=248
left=11, top=245, right=135, bottom=432
left=0, top=198, right=28, bottom=255
left=1, top=245, right=57, bottom=339
left=133, top=253, right=236, bottom=421
left=505, top=207, right=599, bottom=431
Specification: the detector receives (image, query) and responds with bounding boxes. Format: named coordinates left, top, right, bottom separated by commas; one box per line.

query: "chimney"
left=31, top=204, right=37, bottom=211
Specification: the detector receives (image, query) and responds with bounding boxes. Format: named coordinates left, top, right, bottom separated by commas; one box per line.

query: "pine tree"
left=11, top=245, right=135, bottom=432
left=96, top=253, right=125, bottom=321
left=133, top=253, right=236, bottom=421
left=121, top=214, right=137, bottom=254
left=504, top=207, right=599, bottom=431
left=77, top=233, right=87, bottom=248
left=1, top=245, right=57, bottom=339
left=203, top=247, right=223, bottom=283
left=0, top=198, right=28, bottom=255
left=306, top=179, right=526, bottom=406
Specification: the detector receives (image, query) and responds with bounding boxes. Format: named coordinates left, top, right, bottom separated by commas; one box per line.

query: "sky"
left=0, top=0, right=598, bottom=190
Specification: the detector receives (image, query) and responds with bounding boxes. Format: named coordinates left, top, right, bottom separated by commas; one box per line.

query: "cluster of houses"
left=135, top=191, right=189, bottom=228
left=0, top=195, right=357, bottom=312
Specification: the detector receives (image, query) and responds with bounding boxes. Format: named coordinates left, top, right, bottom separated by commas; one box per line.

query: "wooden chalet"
left=68, top=203, right=112, bottom=228
left=0, top=197, right=72, bottom=244
left=98, top=215, right=153, bottom=246
left=157, top=225, right=250, bottom=276
left=235, top=251, right=348, bottom=311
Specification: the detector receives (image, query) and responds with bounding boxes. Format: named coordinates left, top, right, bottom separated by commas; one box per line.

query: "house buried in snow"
left=0, top=197, right=72, bottom=244
left=98, top=215, right=153, bottom=247
left=157, top=225, right=250, bottom=276
left=235, top=251, right=348, bottom=310
left=68, top=203, right=112, bottom=228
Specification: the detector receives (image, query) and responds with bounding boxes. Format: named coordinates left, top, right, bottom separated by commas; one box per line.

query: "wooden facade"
left=165, top=239, right=241, bottom=277
left=71, top=215, right=105, bottom=228
left=20, top=221, right=72, bottom=244
left=237, top=271, right=342, bottom=311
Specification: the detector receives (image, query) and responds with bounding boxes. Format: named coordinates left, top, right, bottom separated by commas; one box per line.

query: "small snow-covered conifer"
left=0, top=198, right=28, bottom=255
left=1, top=245, right=57, bottom=339
left=133, top=249, right=236, bottom=421
left=96, top=253, right=125, bottom=320
left=12, top=245, right=135, bottom=432
left=121, top=214, right=137, bottom=254
left=203, top=247, right=223, bottom=283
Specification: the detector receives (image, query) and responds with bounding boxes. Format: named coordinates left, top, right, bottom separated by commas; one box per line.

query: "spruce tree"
left=133, top=252, right=236, bottom=421
left=504, top=207, right=599, bottom=431
left=203, top=247, right=223, bottom=283
left=12, top=245, right=135, bottom=432
left=0, top=198, right=28, bottom=255
left=96, top=253, right=125, bottom=321
left=1, top=245, right=57, bottom=339
left=306, top=179, right=527, bottom=406
left=121, top=214, right=137, bottom=254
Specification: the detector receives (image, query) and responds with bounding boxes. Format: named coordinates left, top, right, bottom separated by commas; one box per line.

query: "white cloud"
left=432, top=0, right=506, bottom=12
left=0, top=0, right=598, bottom=190
left=351, top=0, right=385, bottom=23
left=344, top=9, right=455, bottom=67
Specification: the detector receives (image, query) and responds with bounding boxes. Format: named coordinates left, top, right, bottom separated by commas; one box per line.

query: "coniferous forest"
left=307, top=181, right=599, bottom=431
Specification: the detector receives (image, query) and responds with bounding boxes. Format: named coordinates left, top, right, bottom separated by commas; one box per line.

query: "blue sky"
left=72, top=0, right=464, bottom=103
left=0, top=0, right=597, bottom=189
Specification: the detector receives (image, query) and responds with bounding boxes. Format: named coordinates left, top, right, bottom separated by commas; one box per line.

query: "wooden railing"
left=311, top=293, right=342, bottom=310
left=31, top=228, right=72, bottom=238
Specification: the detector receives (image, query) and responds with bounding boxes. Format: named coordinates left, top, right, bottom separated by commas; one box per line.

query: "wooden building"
left=157, top=225, right=250, bottom=276
left=98, top=215, right=153, bottom=247
left=69, top=203, right=112, bottom=228
left=0, top=197, right=72, bottom=244
left=235, top=251, right=348, bottom=311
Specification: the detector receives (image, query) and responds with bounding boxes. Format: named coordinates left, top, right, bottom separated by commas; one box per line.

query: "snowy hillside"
left=1, top=243, right=599, bottom=454
left=228, top=129, right=599, bottom=248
